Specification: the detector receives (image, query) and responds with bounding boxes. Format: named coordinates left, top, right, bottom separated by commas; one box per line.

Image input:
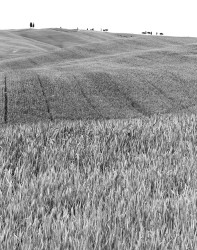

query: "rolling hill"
left=0, top=28, right=197, bottom=124
left=2, top=29, right=197, bottom=249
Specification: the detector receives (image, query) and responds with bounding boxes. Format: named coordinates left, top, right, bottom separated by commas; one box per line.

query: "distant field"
left=0, top=28, right=197, bottom=124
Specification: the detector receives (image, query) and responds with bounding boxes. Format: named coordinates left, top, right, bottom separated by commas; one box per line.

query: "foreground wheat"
left=1, top=113, right=197, bottom=249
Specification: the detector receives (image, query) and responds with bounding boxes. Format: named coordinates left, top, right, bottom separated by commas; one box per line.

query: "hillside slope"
left=0, top=28, right=197, bottom=124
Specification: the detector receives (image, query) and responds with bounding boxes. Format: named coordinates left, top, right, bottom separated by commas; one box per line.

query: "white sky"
left=0, top=0, right=196, bottom=37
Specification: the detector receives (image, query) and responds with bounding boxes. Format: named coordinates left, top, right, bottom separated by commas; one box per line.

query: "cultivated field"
left=1, top=29, right=197, bottom=249
left=0, top=28, right=197, bottom=124
left=1, top=114, right=197, bottom=249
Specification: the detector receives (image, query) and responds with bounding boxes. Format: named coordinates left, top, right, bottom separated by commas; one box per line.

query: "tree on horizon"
left=30, top=22, right=32, bottom=28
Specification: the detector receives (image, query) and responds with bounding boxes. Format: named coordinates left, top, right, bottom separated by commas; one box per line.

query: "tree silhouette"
left=33, top=23, right=34, bottom=28
left=30, top=22, right=32, bottom=28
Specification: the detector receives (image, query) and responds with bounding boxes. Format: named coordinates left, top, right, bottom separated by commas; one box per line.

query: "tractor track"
left=29, top=58, right=38, bottom=66
left=114, top=84, right=152, bottom=117
left=37, top=75, right=53, bottom=121
left=85, top=72, right=152, bottom=117
left=149, top=82, right=176, bottom=106
left=73, top=76, right=104, bottom=119
left=149, top=80, right=193, bottom=115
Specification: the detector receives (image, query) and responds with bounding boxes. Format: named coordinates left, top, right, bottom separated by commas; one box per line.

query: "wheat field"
left=1, top=29, right=197, bottom=123
left=1, top=29, right=197, bottom=249
left=1, top=113, right=197, bottom=249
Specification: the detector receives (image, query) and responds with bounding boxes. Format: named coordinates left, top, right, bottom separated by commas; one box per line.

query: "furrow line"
left=37, top=75, right=53, bottom=121
left=73, top=76, right=104, bottom=119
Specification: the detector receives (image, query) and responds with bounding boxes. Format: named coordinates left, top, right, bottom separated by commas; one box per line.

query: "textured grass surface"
left=0, top=29, right=197, bottom=124
left=1, top=113, right=197, bottom=249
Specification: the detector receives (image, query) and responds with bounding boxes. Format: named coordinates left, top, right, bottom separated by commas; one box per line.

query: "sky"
left=0, top=0, right=196, bottom=37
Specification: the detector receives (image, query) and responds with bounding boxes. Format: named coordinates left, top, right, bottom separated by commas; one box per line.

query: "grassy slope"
left=1, top=29, right=197, bottom=248
left=0, top=29, right=197, bottom=124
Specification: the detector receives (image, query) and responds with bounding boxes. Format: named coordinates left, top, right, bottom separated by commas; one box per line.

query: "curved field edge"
left=1, top=113, right=197, bottom=249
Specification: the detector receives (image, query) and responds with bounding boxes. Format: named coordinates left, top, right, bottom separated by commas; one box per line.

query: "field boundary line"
left=37, top=75, right=53, bottom=121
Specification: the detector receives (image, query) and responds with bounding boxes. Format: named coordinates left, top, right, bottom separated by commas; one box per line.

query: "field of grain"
left=1, top=113, right=197, bottom=249
left=1, top=29, right=197, bottom=124
left=1, top=29, right=197, bottom=249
